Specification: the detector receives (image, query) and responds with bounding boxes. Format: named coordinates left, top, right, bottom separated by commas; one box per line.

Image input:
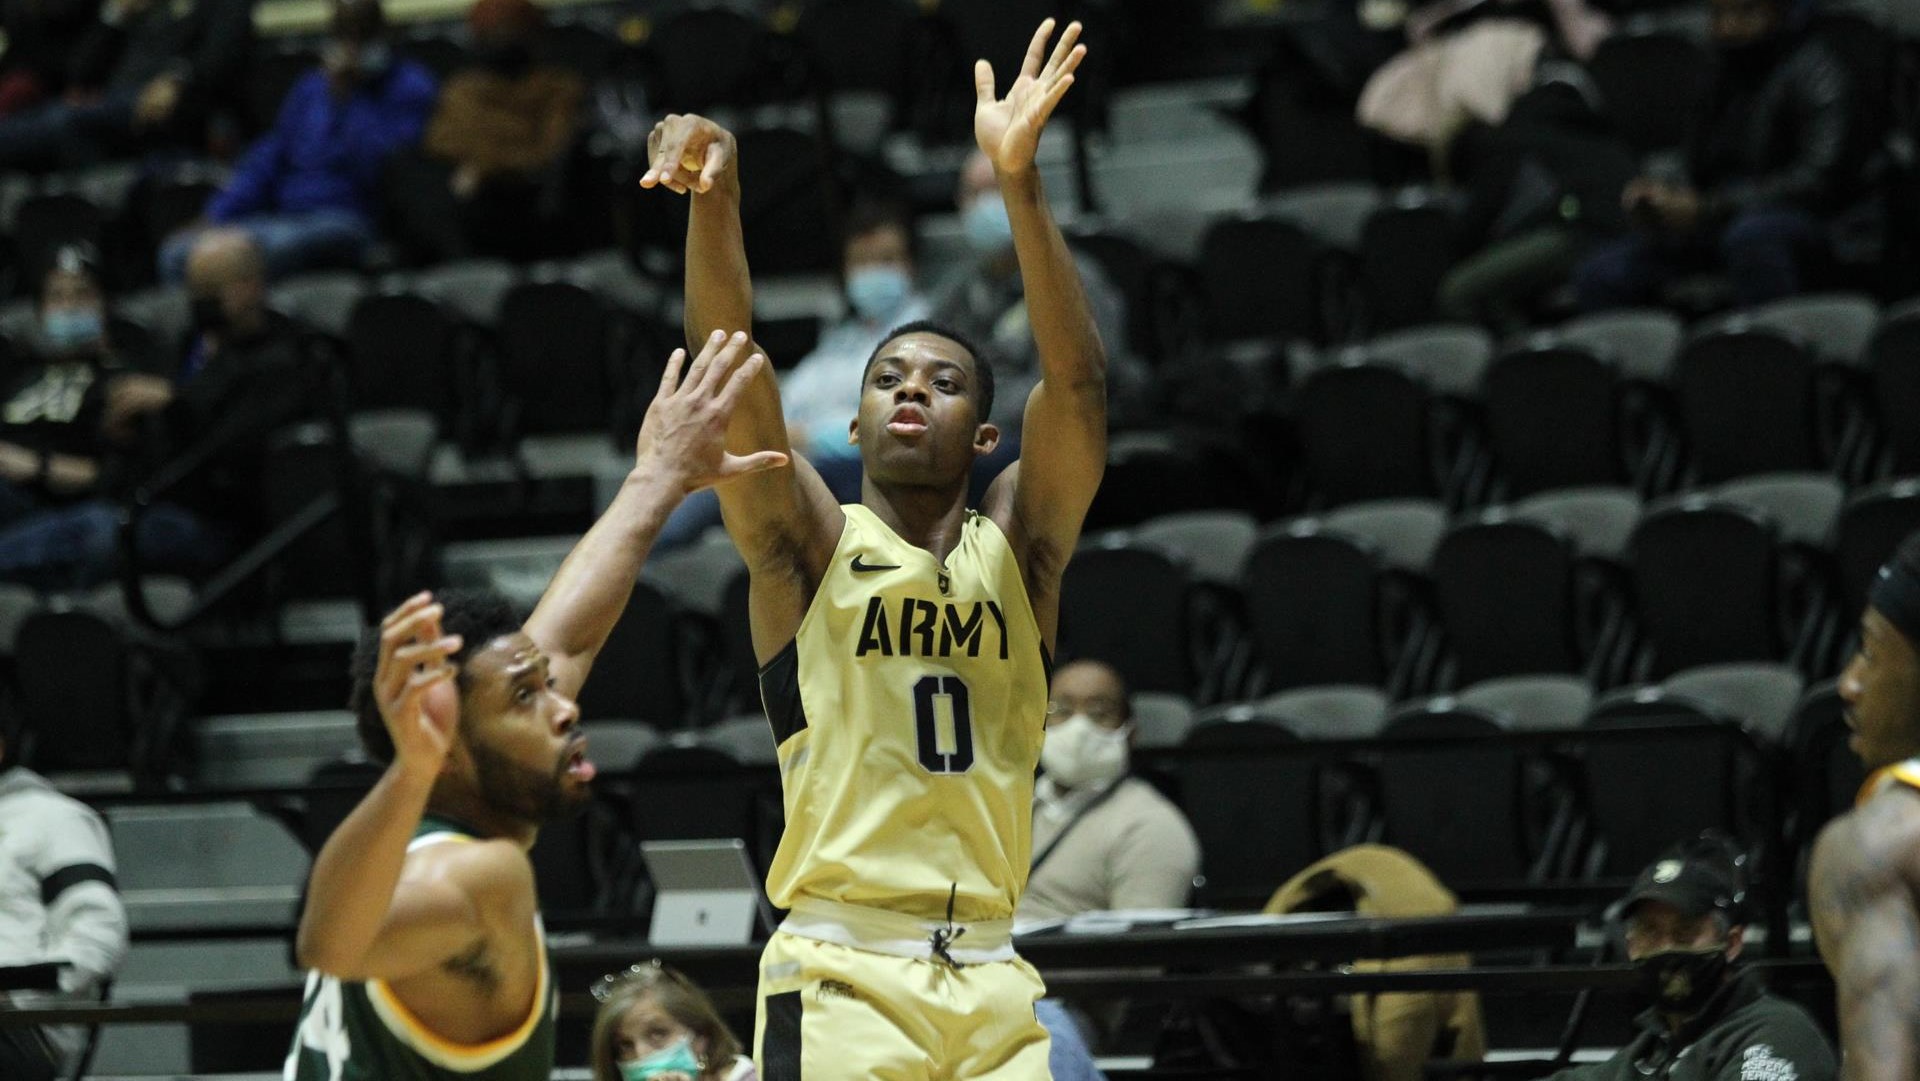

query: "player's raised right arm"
left=642, top=115, right=841, bottom=655
left=295, top=595, right=505, bottom=982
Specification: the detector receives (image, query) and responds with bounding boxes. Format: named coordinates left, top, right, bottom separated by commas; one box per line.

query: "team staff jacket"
left=1536, top=969, right=1833, bottom=1081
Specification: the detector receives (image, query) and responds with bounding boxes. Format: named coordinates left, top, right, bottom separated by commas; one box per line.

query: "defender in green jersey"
left=286, top=330, right=784, bottom=1081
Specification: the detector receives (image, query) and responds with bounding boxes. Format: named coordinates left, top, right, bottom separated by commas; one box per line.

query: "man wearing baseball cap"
left=1538, top=836, right=1834, bottom=1081
left=1811, top=530, right=1920, bottom=1080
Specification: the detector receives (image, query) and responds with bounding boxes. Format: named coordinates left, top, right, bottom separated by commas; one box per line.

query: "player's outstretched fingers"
left=1042, top=21, right=1081, bottom=80
left=1019, top=17, right=1057, bottom=80
left=974, top=58, right=997, bottom=104
left=656, top=348, right=688, bottom=400
left=682, top=329, right=727, bottom=392
left=379, top=591, right=434, bottom=631
left=696, top=332, right=752, bottom=397
left=716, top=351, right=768, bottom=411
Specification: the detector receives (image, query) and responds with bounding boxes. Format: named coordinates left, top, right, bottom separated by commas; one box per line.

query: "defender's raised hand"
left=974, top=18, right=1086, bottom=177
left=640, top=114, right=737, bottom=196
left=374, top=593, right=462, bottom=779
left=636, top=329, right=788, bottom=492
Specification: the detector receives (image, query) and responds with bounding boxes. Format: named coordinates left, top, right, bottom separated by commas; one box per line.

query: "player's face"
left=454, top=634, right=592, bottom=823
left=1623, top=902, right=1729, bottom=961
left=1841, top=610, right=1920, bottom=772
left=853, top=333, right=996, bottom=487
left=614, top=994, right=707, bottom=1065
left=1046, top=663, right=1129, bottom=732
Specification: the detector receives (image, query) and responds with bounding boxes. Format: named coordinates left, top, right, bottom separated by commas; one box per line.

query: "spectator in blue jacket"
left=157, top=0, right=435, bottom=283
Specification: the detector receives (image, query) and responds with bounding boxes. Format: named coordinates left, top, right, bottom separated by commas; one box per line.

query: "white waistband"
left=778, top=896, right=1018, bottom=964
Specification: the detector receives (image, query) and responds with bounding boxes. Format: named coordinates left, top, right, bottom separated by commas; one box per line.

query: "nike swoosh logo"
left=851, top=555, right=902, bottom=573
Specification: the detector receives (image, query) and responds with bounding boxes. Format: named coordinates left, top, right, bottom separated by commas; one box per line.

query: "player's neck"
left=862, top=480, right=970, bottom=561
left=428, top=790, right=539, bottom=850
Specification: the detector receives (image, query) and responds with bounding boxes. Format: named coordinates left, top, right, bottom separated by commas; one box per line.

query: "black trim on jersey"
left=1041, top=643, right=1053, bottom=678
left=39, top=863, right=115, bottom=906
left=758, top=640, right=808, bottom=745
left=762, top=990, right=803, bottom=1081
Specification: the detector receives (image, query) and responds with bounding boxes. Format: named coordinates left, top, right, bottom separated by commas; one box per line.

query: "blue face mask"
left=963, top=196, right=1013, bottom=255
left=846, top=265, right=913, bottom=322
left=619, top=1038, right=703, bottom=1081
left=42, top=308, right=103, bottom=352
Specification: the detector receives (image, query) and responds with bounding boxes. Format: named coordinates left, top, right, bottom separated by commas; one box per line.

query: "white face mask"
left=1041, top=713, right=1130, bottom=789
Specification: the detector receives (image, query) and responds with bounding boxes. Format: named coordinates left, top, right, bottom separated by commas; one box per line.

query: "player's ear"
left=973, top=421, right=1000, bottom=458
left=847, top=417, right=860, bottom=446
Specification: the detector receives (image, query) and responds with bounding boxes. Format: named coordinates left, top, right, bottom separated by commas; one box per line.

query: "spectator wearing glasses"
left=589, top=962, right=755, bottom=1081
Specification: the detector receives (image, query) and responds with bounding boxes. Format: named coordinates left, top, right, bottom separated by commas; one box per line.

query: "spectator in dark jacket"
left=158, top=0, right=436, bottom=283
left=0, top=0, right=252, bottom=167
left=1535, top=837, right=1834, bottom=1081
left=384, top=0, right=584, bottom=262
left=1572, top=0, right=1854, bottom=310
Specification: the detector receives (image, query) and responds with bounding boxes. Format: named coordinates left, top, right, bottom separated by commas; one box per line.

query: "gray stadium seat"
left=1661, top=661, right=1806, bottom=747
left=268, top=271, right=368, bottom=338
left=1455, top=674, right=1595, bottom=732
left=1714, top=471, right=1844, bottom=548
left=1130, top=691, right=1197, bottom=749
left=1131, top=510, right=1259, bottom=587
left=1552, top=308, right=1685, bottom=383
left=1257, top=685, right=1390, bottom=740
left=1316, top=498, right=1450, bottom=573
left=1509, top=486, right=1643, bottom=561
left=1747, top=292, right=1881, bottom=366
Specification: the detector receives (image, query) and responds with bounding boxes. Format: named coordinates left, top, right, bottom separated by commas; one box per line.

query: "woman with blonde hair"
left=589, top=962, right=756, bottom=1081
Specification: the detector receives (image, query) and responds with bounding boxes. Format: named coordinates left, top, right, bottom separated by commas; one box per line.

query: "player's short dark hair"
left=349, top=590, right=525, bottom=764
left=862, top=319, right=996, bottom=422
left=843, top=199, right=918, bottom=262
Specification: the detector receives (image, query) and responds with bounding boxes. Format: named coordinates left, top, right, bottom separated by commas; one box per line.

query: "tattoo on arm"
left=440, top=937, right=498, bottom=996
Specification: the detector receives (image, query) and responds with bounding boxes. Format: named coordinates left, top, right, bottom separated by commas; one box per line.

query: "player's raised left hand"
left=974, top=18, right=1085, bottom=177
left=635, top=329, right=788, bottom=493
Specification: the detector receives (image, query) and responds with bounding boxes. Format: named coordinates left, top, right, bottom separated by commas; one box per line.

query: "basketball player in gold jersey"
left=1810, top=530, right=1920, bottom=1081
left=642, top=18, right=1103, bottom=1078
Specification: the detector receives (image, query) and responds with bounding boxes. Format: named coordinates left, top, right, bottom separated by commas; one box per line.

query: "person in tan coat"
left=1268, top=845, right=1488, bottom=1081
left=384, top=0, right=583, bottom=261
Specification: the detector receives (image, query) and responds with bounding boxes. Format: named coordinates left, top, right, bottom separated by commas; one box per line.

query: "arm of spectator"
left=1707, top=51, right=1850, bottom=219
left=1104, top=803, right=1201, bottom=911
left=208, top=76, right=309, bottom=222
left=31, top=803, right=128, bottom=994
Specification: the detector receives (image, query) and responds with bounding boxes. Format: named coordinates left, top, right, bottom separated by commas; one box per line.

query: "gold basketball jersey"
left=1860, top=758, right=1920, bottom=807
left=757, top=504, right=1051, bottom=923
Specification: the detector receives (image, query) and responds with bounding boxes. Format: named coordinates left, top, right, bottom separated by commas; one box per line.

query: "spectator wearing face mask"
left=930, top=151, right=1137, bottom=437
left=383, top=0, right=584, bottom=263
left=1533, top=836, right=1835, bottom=1081
left=1021, top=659, right=1201, bottom=923
left=588, top=961, right=755, bottom=1081
left=646, top=199, right=933, bottom=550
left=156, top=0, right=437, bottom=283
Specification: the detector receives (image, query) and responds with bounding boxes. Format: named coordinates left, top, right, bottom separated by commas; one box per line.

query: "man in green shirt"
left=285, top=331, right=782, bottom=1080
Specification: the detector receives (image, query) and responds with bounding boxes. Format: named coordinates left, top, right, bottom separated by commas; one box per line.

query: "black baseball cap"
left=1621, top=843, right=1746, bottom=921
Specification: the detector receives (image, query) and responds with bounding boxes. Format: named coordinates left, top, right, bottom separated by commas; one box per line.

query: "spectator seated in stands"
left=1017, top=659, right=1196, bottom=1076
left=652, top=198, right=931, bottom=549
left=158, top=0, right=436, bottom=283
left=1572, top=0, right=1855, bottom=311
left=1532, top=835, right=1834, bottom=1081
left=1022, top=659, right=1201, bottom=924
left=0, top=0, right=251, bottom=167
left=0, top=230, right=309, bottom=589
left=1269, top=845, right=1487, bottom=1081
left=0, top=711, right=129, bottom=1081
left=932, top=150, right=1137, bottom=440
left=383, top=0, right=584, bottom=264
left=589, top=961, right=756, bottom=1081
left=0, top=247, right=195, bottom=589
